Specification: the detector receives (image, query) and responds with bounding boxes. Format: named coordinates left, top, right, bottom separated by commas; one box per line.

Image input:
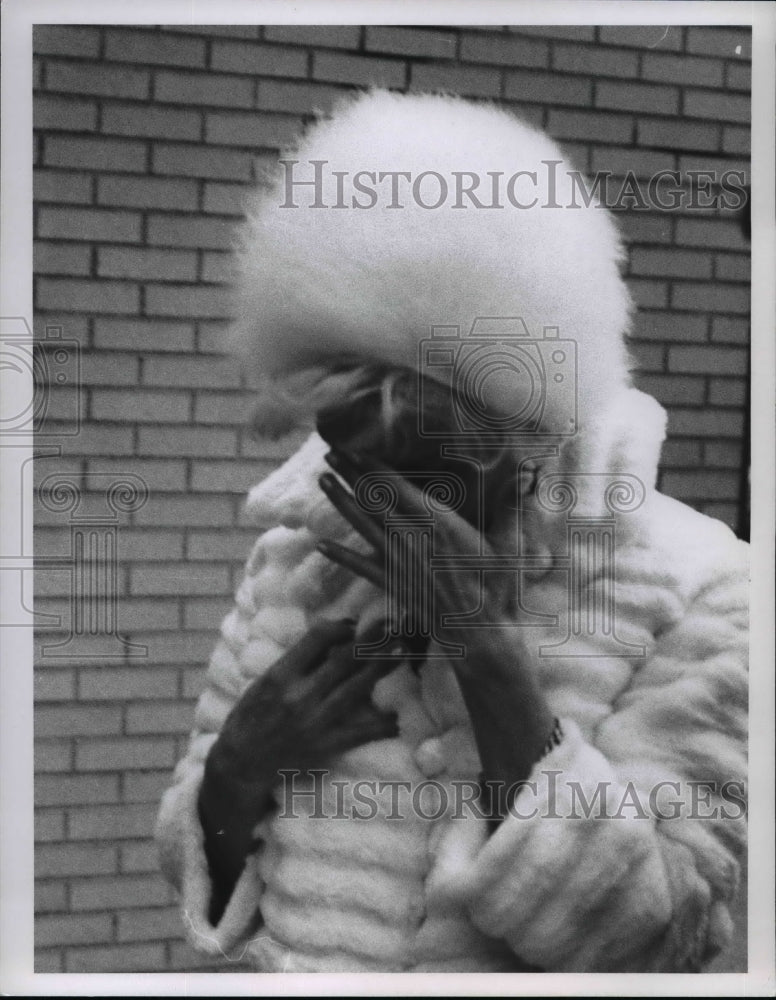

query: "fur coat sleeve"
left=155, top=397, right=748, bottom=972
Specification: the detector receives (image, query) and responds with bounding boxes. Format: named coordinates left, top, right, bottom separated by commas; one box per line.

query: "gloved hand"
left=197, top=617, right=402, bottom=923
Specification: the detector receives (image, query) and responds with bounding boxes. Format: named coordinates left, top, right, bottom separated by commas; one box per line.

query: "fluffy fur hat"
left=233, top=90, right=634, bottom=433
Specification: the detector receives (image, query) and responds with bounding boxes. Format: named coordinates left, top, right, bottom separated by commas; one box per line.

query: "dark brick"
left=154, top=69, right=255, bottom=108
left=34, top=26, right=101, bottom=58
left=642, top=52, right=724, bottom=88
left=256, top=80, right=349, bottom=116
left=34, top=95, right=98, bottom=132
left=133, top=493, right=235, bottom=527
left=44, top=136, right=147, bottom=173
left=547, top=108, right=632, bottom=144
left=166, top=25, right=261, bottom=39
left=78, top=666, right=178, bottom=701
left=726, top=62, right=751, bottom=92
left=125, top=702, right=196, bottom=735
left=705, top=441, right=744, bottom=469
left=153, top=143, right=253, bottom=180
left=93, top=317, right=195, bottom=352
left=510, top=26, right=596, bottom=42
left=37, top=278, right=139, bottom=314
left=144, top=284, right=233, bottom=319
left=668, top=345, right=748, bottom=376
left=190, top=458, right=274, bottom=493
left=313, top=51, right=406, bottom=88
left=211, top=40, right=308, bottom=77
left=591, top=145, right=676, bottom=178
left=683, top=89, right=750, bottom=124
left=630, top=247, right=712, bottom=279
left=505, top=70, right=592, bottom=107
left=659, top=438, right=703, bottom=466
left=634, top=373, right=705, bottom=405
left=34, top=669, right=76, bottom=702
left=686, top=27, right=751, bottom=59
left=460, top=32, right=547, bottom=67
left=34, top=242, right=91, bottom=276
left=65, top=942, right=167, bottom=973
left=38, top=206, right=141, bottom=244
left=102, top=103, right=201, bottom=141
left=708, top=380, right=747, bottom=407
left=105, top=29, right=206, bottom=67
left=35, top=807, right=66, bottom=841
left=137, top=425, right=236, bottom=456
left=35, top=880, right=68, bottom=913
left=410, top=62, right=501, bottom=98
left=715, top=253, right=750, bottom=282
left=598, top=26, right=683, bottom=51
left=36, top=704, right=122, bottom=738
left=34, top=169, right=93, bottom=204
left=553, top=43, right=638, bottom=78
left=37, top=913, right=113, bottom=948
left=637, top=118, right=720, bottom=153
left=675, top=218, right=748, bottom=251
left=97, top=174, right=198, bottom=210
left=91, top=388, right=190, bottom=423
left=75, top=737, right=176, bottom=771
left=662, top=469, right=740, bottom=501
left=45, top=60, right=151, bottom=99
left=366, top=26, right=456, bottom=59
left=629, top=341, right=666, bottom=373
left=722, top=125, right=750, bottom=155
left=264, top=25, right=360, bottom=48
left=146, top=214, right=236, bottom=250
left=202, top=181, right=249, bottom=215
left=97, top=247, right=198, bottom=282
left=117, top=906, right=183, bottom=942
left=596, top=79, right=679, bottom=115
left=668, top=408, right=744, bottom=437
left=633, top=311, right=708, bottom=342
left=670, top=283, right=749, bottom=315
left=35, top=773, right=120, bottom=807
left=626, top=278, right=669, bottom=309
left=711, top=316, right=749, bottom=344
left=619, top=213, right=673, bottom=245
left=204, top=111, right=303, bottom=150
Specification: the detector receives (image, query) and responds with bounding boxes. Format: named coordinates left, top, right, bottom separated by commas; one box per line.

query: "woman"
left=156, top=91, right=748, bottom=972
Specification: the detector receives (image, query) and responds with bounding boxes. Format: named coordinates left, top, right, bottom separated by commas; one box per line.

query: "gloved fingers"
left=319, top=465, right=385, bottom=553
left=268, top=617, right=357, bottom=680
left=316, top=537, right=384, bottom=588
left=325, top=706, right=400, bottom=753
left=310, top=619, right=405, bottom=698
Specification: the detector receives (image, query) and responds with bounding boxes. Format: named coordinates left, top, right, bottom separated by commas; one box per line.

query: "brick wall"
left=32, top=24, right=750, bottom=973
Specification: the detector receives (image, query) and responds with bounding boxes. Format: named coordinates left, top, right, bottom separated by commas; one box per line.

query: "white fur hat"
left=234, top=89, right=633, bottom=432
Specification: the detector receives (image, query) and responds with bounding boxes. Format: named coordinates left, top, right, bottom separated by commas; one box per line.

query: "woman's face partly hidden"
left=315, top=369, right=514, bottom=529
left=315, top=369, right=445, bottom=468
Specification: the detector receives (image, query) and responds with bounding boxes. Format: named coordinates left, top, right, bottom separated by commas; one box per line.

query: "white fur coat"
left=155, top=92, right=748, bottom=972
left=155, top=387, right=748, bottom=972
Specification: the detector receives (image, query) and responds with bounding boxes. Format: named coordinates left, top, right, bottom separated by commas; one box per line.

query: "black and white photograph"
left=1, top=1, right=774, bottom=994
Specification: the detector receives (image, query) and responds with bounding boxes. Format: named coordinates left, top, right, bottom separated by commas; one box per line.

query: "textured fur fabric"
left=156, top=389, right=748, bottom=973
left=155, top=92, right=748, bottom=972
